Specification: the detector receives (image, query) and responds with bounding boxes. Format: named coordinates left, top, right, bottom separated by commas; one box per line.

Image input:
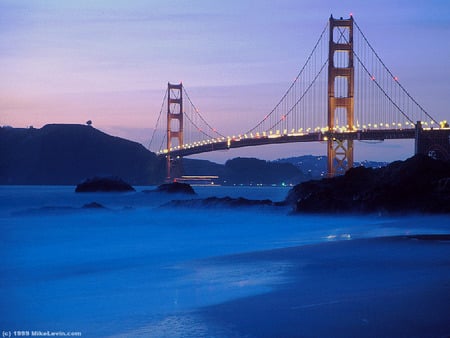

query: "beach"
left=197, top=235, right=450, bottom=337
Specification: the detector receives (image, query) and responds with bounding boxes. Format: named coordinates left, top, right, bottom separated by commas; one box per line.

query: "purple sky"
left=1, top=0, right=449, bottom=162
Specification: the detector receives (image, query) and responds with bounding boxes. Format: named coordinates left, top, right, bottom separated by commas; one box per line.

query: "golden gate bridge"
left=149, top=15, right=448, bottom=180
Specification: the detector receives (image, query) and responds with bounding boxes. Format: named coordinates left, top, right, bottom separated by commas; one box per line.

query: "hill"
left=275, top=155, right=388, bottom=179
left=0, top=124, right=165, bottom=185
left=183, top=157, right=305, bottom=185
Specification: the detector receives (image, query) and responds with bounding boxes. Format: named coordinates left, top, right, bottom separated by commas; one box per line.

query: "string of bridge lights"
left=156, top=119, right=444, bottom=155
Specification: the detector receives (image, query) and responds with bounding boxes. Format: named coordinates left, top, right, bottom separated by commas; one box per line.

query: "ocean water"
left=0, top=185, right=449, bottom=337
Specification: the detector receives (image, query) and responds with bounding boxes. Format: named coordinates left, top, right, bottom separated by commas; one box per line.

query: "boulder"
left=156, top=182, right=196, bottom=195
left=75, top=176, right=135, bottom=192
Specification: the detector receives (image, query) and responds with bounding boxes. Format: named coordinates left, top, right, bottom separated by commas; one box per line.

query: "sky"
left=1, top=0, right=449, bottom=163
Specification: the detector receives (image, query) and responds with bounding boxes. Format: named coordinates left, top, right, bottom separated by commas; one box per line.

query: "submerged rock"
left=156, top=182, right=196, bottom=195
left=162, top=196, right=274, bottom=208
left=286, top=155, right=450, bottom=214
left=82, top=202, right=106, bottom=209
left=75, top=176, right=135, bottom=193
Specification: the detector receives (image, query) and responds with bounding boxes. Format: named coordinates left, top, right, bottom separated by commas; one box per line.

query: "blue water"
left=0, top=186, right=449, bottom=337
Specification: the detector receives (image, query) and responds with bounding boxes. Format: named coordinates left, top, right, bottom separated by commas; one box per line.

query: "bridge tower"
left=327, top=15, right=354, bottom=176
left=166, top=82, right=184, bottom=180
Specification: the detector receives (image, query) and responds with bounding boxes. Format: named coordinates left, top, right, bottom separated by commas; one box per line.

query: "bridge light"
left=262, top=131, right=266, bottom=136
left=374, top=124, right=378, bottom=128
left=283, top=129, right=287, bottom=135
left=394, top=76, right=398, bottom=81
left=371, top=75, right=375, bottom=81
left=269, top=130, right=273, bottom=135
left=276, top=130, right=280, bottom=134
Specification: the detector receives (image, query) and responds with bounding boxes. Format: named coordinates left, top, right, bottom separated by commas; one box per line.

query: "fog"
left=1, top=186, right=449, bottom=337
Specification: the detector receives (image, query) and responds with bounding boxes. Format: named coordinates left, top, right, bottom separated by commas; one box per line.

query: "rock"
left=286, top=155, right=450, bottom=214
left=75, top=176, right=135, bottom=192
left=156, top=182, right=196, bottom=195
left=162, top=196, right=274, bottom=208
left=82, top=202, right=106, bottom=209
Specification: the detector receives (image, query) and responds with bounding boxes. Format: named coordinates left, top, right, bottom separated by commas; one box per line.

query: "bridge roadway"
left=161, top=128, right=416, bottom=158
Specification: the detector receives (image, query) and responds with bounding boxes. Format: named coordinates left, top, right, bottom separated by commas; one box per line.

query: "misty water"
left=1, top=186, right=449, bottom=337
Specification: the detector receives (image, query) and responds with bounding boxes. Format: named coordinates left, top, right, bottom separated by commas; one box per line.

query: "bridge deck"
left=160, top=128, right=416, bottom=158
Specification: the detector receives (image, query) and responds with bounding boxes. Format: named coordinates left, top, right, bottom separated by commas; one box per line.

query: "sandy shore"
left=198, top=235, right=450, bottom=337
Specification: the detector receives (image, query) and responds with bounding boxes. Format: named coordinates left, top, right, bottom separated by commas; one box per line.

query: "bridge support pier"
left=415, top=121, right=450, bottom=161
left=327, top=15, right=354, bottom=176
left=166, top=82, right=184, bottom=181
left=327, top=138, right=354, bottom=177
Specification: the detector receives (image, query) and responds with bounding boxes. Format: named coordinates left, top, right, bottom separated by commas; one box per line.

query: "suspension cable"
left=183, top=107, right=217, bottom=140
left=149, top=88, right=167, bottom=150
left=245, top=21, right=330, bottom=134
left=182, top=87, right=226, bottom=138
left=353, top=18, right=436, bottom=123
left=353, top=49, right=414, bottom=124
left=267, top=59, right=329, bottom=131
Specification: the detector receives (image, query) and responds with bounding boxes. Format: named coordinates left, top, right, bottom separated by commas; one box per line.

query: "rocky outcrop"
left=155, top=182, right=196, bottom=195
left=286, top=155, right=450, bottom=214
left=162, top=196, right=274, bottom=208
left=75, top=176, right=135, bottom=192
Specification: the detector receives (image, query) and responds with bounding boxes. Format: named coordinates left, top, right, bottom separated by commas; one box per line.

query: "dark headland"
left=286, top=154, right=450, bottom=214
left=0, top=124, right=165, bottom=185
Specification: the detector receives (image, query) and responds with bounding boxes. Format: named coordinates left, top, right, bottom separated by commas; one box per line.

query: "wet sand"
left=200, top=235, right=450, bottom=337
